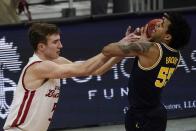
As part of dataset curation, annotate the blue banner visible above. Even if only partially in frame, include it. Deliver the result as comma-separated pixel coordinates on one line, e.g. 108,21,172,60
0,11,196,130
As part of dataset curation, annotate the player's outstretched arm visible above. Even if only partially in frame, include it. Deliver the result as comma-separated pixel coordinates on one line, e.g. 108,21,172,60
53,56,73,64
92,57,123,75
33,53,110,79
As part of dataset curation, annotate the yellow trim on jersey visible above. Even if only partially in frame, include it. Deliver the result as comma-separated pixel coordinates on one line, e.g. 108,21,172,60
176,52,181,68
161,42,178,52
138,43,163,70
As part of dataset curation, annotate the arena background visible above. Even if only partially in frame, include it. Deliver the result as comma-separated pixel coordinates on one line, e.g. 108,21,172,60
0,9,196,130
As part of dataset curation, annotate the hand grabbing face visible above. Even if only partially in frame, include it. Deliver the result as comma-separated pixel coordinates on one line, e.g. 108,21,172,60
146,19,162,38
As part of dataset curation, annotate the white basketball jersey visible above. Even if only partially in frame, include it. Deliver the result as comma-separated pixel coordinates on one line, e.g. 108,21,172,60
4,54,61,131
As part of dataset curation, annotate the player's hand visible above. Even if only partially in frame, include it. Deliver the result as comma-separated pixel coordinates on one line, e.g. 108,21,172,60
125,26,141,36
139,24,151,42
125,26,132,36
120,26,141,44
120,33,141,45
133,24,153,46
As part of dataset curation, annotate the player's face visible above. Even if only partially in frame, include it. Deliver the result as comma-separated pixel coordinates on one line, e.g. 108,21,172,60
43,33,63,60
150,17,171,42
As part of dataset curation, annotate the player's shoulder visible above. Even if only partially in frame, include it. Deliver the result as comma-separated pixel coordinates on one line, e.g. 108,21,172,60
28,60,55,72
53,57,73,64
138,42,162,68
140,42,160,58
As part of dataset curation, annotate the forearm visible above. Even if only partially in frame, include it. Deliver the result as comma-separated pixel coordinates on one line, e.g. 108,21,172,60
57,53,110,78
118,41,154,53
81,53,110,76
102,42,123,57
92,57,123,75
102,41,154,57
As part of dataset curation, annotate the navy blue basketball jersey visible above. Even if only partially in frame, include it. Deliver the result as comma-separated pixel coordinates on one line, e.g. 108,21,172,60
128,43,180,109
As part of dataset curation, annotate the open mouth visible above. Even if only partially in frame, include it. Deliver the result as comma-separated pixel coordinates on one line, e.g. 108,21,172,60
57,51,61,54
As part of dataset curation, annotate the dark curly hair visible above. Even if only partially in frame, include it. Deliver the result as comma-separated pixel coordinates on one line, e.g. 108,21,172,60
164,12,191,50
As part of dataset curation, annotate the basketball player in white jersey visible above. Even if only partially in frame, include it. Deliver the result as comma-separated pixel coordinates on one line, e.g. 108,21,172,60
4,22,134,131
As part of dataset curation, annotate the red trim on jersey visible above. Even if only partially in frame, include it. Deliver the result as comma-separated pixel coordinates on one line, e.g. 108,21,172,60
18,91,35,125
22,61,42,91
11,91,29,127
11,60,46,127
11,91,36,127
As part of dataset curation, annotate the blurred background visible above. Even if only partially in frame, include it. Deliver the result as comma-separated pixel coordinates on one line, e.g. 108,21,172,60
0,0,196,24
0,0,196,131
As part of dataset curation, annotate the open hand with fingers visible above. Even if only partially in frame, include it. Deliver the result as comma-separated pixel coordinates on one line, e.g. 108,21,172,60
119,24,155,53
137,24,151,43
119,26,141,45
120,24,151,47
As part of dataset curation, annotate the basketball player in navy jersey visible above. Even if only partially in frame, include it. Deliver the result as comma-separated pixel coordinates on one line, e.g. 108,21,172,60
102,12,191,131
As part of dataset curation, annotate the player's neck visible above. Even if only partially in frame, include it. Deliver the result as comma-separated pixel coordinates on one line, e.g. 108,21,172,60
34,52,48,61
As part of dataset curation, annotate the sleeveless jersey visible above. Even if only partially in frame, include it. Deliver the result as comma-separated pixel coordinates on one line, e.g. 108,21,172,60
128,43,180,109
4,54,60,131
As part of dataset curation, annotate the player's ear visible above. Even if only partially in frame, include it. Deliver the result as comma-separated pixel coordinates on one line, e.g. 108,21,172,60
37,43,45,50
164,34,172,41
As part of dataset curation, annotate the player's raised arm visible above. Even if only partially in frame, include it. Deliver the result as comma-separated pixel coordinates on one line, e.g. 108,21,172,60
102,25,155,57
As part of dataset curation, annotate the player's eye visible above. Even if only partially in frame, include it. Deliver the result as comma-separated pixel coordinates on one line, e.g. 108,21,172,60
155,24,161,29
